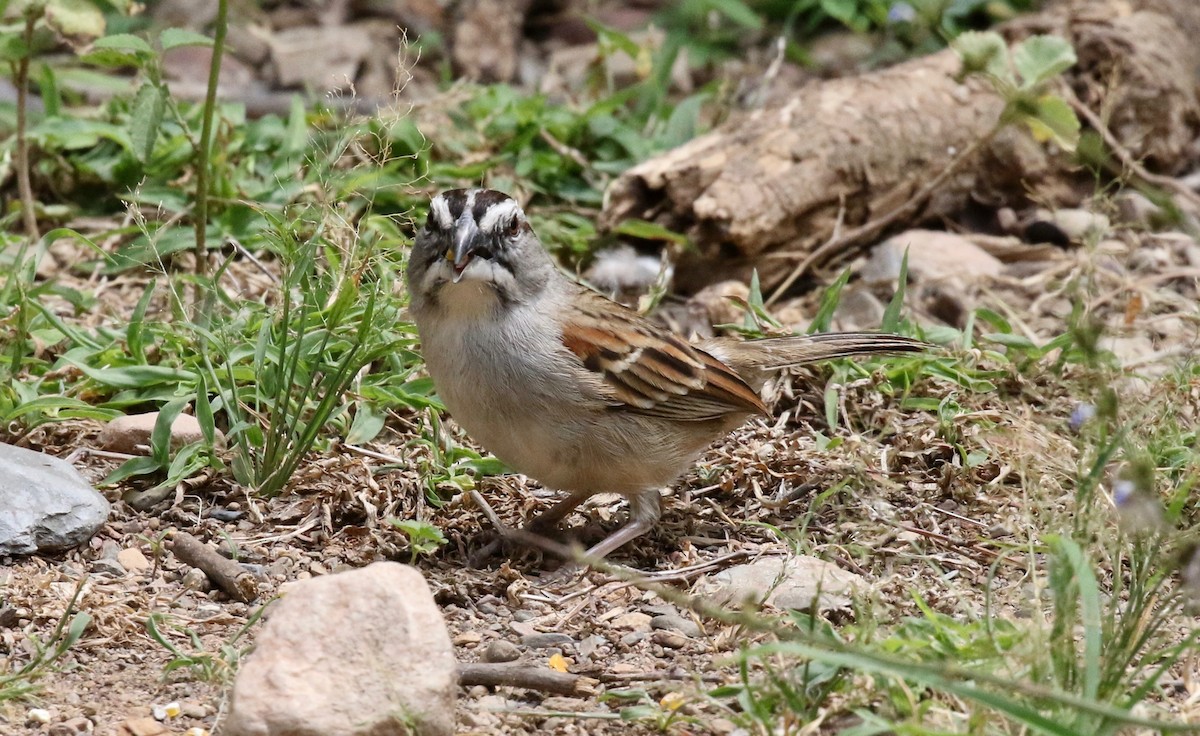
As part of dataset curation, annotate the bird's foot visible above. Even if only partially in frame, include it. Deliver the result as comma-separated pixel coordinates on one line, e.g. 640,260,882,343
466,490,577,568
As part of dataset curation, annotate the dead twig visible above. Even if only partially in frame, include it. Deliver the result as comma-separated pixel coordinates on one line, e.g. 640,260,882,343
457,661,598,696
169,531,259,603
1061,84,1200,215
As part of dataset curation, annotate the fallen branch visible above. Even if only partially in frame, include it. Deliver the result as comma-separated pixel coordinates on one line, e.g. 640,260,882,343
169,531,259,603
458,661,598,696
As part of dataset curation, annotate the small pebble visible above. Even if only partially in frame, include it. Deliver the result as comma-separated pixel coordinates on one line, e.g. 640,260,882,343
651,614,701,638
481,640,521,663
620,631,648,647
987,524,1012,538
453,631,483,646
652,630,689,649
520,632,574,649
612,611,653,631
27,708,52,725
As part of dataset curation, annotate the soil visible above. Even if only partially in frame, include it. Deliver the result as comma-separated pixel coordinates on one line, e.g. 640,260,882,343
3,220,1200,735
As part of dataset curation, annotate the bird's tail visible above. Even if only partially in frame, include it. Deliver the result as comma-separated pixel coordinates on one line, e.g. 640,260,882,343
706,332,932,372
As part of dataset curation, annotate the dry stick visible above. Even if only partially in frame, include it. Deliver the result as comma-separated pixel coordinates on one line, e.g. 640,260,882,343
169,531,259,603
766,127,1000,307
14,12,39,241
1061,85,1200,214
457,662,598,696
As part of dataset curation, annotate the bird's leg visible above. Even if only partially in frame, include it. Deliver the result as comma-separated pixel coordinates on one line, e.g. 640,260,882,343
467,490,592,566
525,490,594,536
582,489,661,560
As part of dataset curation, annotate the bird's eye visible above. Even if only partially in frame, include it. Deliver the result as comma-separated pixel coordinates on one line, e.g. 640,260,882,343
506,215,522,237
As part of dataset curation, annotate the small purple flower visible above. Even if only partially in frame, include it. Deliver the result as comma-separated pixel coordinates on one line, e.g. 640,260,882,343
888,2,917,24
1112,479,1136,507
1069,403,1096,432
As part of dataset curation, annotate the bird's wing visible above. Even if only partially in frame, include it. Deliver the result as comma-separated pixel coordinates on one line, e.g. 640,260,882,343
560,289,767,421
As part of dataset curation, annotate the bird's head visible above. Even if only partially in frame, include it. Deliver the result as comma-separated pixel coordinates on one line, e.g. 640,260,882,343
407,188,554,315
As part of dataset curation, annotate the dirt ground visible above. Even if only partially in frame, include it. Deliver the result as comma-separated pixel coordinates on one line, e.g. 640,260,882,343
3,217,1199,735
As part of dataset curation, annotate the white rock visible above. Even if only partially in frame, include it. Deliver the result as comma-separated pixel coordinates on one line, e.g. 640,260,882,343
1049,208,1110,240
225,562,456,736
1114,191,1163,228
694,555,866,612
861,230,1002,286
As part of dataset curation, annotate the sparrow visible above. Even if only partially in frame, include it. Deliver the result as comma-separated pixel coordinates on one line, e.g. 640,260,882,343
406,188,928,560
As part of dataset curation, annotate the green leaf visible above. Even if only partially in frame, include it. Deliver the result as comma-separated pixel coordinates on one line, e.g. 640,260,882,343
126,277,155,361
807,267,852,334
62,358,195,389
1012,35,1076,89
91,33,153,54
706,0,764,30
1024,95,1081,151
159,27,213,50
345,404,385,445
952,30,1012,85
1049,536,1102,700
611,219,688,244
102,455,162,485
151,398,189,464
129,82,166,164
982,332,1039,350
881,248,909,332
78,47,143,69
36,63,61,117
195,371,216,447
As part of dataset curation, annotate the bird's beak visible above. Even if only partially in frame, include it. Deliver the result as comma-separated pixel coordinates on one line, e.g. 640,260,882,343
446,217,480,282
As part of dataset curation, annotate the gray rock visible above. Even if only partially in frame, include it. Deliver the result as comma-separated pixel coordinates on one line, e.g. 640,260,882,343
0,443,110,556
225,562,456,736
480,640,520,663
519,632,574,649
650,614,702,638
861,229,1002,286
694,555,867,612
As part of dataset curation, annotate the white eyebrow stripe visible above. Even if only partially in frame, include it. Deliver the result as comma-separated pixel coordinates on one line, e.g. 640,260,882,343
429,196,453,230
478,199,522,233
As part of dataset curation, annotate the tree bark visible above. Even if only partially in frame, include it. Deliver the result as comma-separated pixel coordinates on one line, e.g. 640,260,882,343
598,0,1200,294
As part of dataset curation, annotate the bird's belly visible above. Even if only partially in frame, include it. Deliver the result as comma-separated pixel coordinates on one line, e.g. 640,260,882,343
419,310,745,494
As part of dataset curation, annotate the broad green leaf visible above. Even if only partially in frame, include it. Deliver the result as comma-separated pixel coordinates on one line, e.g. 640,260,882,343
159,27,212,50
952,31,1012,85
62,358,195,389
91,33,153,54
1024,95,1081,151
0,34,30,63
345,404,385,445
707,0,764,30
102,456,162,485
129,82,166,164
1012,35,1076,89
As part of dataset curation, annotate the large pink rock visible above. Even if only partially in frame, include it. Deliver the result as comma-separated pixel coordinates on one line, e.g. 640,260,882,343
225,562,456,736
